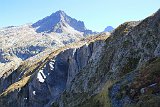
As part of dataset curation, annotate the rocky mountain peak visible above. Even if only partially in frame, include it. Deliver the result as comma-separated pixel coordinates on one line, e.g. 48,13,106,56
32,10,95,35
54,10,66,16
53,10,67,18
51,10,66,22
104,26,114,32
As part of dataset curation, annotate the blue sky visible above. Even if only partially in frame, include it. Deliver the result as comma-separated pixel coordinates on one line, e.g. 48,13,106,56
0,0,160,31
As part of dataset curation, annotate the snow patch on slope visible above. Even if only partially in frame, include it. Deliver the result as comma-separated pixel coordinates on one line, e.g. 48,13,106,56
37,69,46,83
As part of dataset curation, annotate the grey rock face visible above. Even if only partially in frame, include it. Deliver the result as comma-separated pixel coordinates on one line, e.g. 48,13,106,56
29,40,105,107
0,34,107,107
53,9,160,107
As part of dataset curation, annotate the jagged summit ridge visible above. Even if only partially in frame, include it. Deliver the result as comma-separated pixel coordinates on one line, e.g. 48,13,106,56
32,10,94,35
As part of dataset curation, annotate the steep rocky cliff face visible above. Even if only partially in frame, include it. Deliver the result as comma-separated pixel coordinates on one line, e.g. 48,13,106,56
0,9,160,107
0,33,109,107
